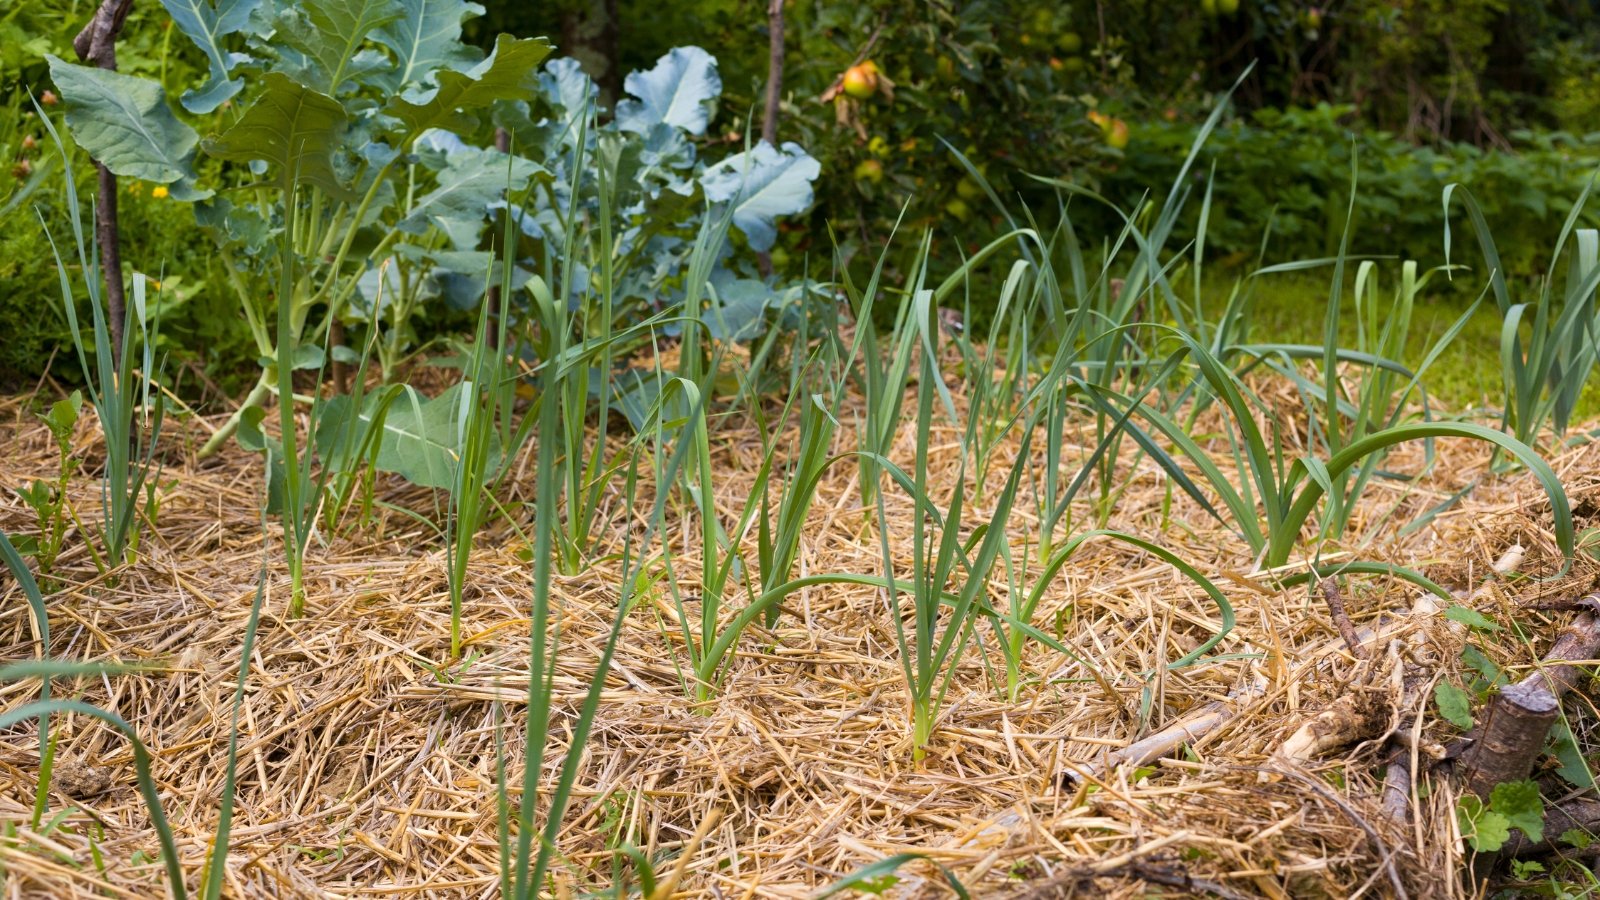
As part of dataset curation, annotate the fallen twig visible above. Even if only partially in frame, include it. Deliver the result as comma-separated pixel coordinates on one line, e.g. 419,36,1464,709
1322,576,1367,658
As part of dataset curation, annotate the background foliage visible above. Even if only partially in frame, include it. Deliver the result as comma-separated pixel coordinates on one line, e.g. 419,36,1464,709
5,0,1600,389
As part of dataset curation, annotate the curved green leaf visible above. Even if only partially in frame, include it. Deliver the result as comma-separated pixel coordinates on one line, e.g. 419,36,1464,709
159,0,259,113
614,46,721,136
700,140,821,252
274,0,404,95
386,34,551,140
370,0,486,94
815,852,971,899
46,57,208,198
1276,422,1574,567
203,72,350,197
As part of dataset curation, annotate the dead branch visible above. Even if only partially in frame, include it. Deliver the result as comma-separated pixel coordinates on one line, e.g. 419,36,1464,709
1321,576,1367,658
1081,677,1267,779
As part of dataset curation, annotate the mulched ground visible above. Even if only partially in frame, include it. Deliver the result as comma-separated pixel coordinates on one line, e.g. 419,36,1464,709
1,376,1597,899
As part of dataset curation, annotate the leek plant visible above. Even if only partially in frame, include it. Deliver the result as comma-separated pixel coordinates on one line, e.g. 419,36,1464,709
37,108,165,572
1238,258,1480,546
1107,328,1576,569
556,143,621,577
313,264,404,538
650,374,742,703
846,233,921,507
989,529,1235,703
444,274,516,660
755,389,841,625
850,226,1044,507
877,314,1031,760
1444,184,1600,445
501,295,699,898
650,366,852,701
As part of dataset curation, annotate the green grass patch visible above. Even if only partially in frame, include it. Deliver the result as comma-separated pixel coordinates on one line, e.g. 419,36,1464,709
1237,271,1600,421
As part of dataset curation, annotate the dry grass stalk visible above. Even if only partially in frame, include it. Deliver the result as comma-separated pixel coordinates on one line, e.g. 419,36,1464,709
0,386,1596,898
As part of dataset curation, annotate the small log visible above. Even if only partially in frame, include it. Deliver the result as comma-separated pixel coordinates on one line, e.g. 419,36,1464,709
1381,747,1411,830
1457,679,1561,802
1458,598,1600,890
1458,598,1600,801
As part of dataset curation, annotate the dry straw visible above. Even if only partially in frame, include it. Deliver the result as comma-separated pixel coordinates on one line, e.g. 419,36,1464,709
2,367,1595,897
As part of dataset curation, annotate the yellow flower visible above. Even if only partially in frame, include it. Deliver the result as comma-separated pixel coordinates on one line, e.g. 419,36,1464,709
127,181,143,196
151,185,169,199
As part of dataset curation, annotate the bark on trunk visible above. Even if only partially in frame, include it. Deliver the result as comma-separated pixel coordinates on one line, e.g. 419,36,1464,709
1458,679,1561,802
560,0,620,110
761,0,785,146
73,0,136,366
1458,601,1600,801
486,127,510,350
1458,599,1600,890
756,0,786,279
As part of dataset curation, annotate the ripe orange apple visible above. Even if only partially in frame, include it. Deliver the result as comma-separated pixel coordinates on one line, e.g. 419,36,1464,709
842,62,879,99
1107,119,1130,149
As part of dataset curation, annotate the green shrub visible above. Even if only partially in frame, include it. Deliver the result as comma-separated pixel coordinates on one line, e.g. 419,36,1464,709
1104,104,1600,278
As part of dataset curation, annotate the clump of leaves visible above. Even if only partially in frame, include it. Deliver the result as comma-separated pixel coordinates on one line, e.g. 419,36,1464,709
1459,780,1545,853
13,391,81,577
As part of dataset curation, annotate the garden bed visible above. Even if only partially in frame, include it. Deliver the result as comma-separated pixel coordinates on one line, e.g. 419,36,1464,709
1,380,1596,899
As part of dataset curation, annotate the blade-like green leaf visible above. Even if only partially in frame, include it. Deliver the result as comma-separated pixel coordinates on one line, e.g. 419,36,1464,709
815,852,972,899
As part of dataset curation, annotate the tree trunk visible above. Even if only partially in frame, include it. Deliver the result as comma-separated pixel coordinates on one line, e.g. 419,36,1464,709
560,0,621,111
757,0,785,277
73,0,136,366
1458,600,1600,890
761,0,785,145
486,127,510,350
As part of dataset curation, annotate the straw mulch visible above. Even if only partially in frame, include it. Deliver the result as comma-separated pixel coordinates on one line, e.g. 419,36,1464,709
1,374,1597,899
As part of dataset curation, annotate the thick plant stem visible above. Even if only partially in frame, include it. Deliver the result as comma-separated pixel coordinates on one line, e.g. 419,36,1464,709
199,373,272,458
288,555,305,619
911,697,934,762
